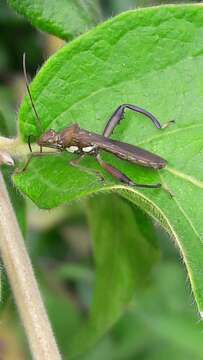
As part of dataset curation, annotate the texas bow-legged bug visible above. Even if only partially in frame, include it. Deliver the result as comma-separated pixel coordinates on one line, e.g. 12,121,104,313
22,54,174,191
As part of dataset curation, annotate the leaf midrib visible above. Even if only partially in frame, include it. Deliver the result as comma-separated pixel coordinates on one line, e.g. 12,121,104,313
174,196,201,240
136,124,203,147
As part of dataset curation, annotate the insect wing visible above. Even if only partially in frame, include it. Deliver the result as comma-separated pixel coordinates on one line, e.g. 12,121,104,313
97,137,167,169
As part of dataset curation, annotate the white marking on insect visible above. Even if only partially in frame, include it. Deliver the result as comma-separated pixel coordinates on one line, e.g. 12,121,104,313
66,146,79,153
136,159,147,164
82,146,95,153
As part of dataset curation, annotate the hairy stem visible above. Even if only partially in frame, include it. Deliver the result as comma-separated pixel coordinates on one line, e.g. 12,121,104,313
0,172,61,360
0,136,55,159
0,136,31,160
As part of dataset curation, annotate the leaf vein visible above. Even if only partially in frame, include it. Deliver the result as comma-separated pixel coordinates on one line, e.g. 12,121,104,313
173,196,202,241
136,124,203,147
166,167,203,189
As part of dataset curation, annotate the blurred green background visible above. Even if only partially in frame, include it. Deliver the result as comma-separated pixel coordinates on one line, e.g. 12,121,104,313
0,0,203,359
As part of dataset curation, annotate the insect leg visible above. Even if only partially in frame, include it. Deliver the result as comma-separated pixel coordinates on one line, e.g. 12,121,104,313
70,155,104,182
96,154,161,189
16,151,61,173
103,104,174,138
28,135,33,153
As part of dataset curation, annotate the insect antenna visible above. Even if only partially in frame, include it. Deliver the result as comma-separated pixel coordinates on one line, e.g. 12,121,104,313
23,53,42,133
23,53,43,152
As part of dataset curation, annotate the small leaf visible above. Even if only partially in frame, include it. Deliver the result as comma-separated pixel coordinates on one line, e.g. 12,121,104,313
8,0,102,40
14,5,203,314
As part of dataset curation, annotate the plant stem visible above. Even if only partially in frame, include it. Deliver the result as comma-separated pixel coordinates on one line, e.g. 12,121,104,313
0,172,61,360
0,136,56,159
0,136,30,160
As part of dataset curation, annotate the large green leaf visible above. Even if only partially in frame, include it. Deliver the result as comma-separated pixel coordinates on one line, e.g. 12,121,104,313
69,194,159,356
80,262,203,360
135,0,196,8
8,0,102,40
134,263,203,359
110,0,196,16
14,4,203,315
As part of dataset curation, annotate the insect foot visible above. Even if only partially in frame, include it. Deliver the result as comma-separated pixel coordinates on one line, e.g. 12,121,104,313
161,120,175,129
162,185,175,198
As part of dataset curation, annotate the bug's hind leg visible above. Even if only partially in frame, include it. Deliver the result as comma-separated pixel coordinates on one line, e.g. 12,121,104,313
96,154,161,189
103,103,174,138
70,155,104,182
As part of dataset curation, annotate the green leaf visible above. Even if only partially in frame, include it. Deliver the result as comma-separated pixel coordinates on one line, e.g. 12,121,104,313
14,4,203,315
134,0,196,8
80,262,203,360
0,87,17,136
134,262,203,359
0,110,8,136
70,194,159,356
56,263,94,283
8,0,102,41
